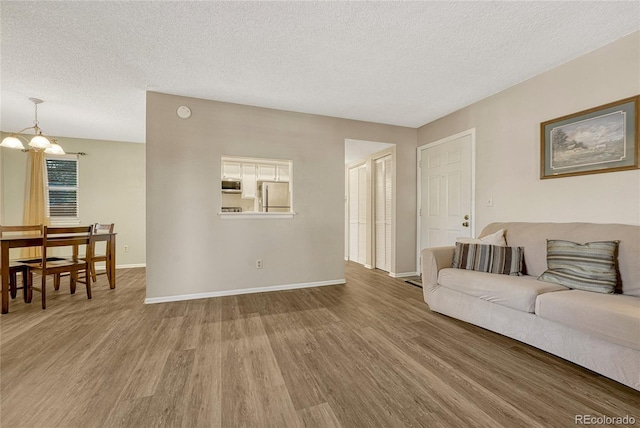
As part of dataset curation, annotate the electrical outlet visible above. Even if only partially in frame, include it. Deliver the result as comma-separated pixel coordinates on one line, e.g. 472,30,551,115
123,245,129,252
256,259,263,269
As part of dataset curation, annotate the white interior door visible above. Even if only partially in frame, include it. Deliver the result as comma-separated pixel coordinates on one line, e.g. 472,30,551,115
348,164,367,265
375,155,392,272
419,133,473,254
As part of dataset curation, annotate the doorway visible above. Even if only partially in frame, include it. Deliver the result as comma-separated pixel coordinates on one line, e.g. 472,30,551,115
345,140,395,273
417,129,475,274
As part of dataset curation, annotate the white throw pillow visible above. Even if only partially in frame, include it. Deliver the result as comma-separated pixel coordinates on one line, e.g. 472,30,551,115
456,228,506,246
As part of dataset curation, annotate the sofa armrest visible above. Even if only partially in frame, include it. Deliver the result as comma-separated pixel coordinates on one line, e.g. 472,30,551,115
421,246,455,287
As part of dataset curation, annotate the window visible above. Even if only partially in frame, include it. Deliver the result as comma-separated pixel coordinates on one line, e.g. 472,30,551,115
45,155,79,223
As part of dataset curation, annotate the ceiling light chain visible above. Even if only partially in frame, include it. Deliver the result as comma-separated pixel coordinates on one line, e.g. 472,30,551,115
32,98,40,126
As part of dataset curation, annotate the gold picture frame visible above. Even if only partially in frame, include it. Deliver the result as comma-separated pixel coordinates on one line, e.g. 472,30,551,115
540,95,639,179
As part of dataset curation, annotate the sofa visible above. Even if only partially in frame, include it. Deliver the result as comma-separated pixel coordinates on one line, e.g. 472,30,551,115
420,222,640,391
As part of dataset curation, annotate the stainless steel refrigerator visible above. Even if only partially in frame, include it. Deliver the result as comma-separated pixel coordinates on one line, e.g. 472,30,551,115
258,181,291,212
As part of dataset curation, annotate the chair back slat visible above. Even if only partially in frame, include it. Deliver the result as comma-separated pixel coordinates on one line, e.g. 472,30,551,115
45,226,93,236
93,223,114,234
0,225,43,237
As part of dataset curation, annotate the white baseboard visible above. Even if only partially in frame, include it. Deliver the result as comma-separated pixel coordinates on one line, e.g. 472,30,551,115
144,278,346,305
389,271,418,278
116,263,146,269
92,263,146,272
364,264,374,269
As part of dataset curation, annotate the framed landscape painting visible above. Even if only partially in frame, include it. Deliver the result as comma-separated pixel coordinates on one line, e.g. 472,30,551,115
540,96,639,179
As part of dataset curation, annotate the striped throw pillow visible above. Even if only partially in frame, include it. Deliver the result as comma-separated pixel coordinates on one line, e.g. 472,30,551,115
538,240,619,294
452,243,524,276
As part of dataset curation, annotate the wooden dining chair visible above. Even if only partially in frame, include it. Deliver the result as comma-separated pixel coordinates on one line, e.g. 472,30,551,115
0,225,43,301
83,223,114,283
24,226,93,310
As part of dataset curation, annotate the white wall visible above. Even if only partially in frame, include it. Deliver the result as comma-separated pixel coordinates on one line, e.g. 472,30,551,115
0,135,146,266
146,92,418,300
418,32,640,230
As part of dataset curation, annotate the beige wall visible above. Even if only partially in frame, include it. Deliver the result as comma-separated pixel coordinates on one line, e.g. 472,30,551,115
418,32,640,231
146,92,417,300
0,135,146,266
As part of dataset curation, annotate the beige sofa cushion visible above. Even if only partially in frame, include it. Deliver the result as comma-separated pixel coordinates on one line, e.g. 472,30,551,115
438,269,568,313
480,222,640,296
457,228,506,246
535,290,640,351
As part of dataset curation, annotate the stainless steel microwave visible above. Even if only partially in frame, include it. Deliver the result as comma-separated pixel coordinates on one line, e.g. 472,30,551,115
221,180,242,193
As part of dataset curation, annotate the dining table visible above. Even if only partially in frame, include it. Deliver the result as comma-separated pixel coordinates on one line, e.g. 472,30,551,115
0,231,116,314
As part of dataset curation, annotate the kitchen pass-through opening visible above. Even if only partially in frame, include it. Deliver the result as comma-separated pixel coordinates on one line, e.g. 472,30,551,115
220,156,294,218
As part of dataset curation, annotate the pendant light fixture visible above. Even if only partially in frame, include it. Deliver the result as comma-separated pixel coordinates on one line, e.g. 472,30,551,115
1,98,64,154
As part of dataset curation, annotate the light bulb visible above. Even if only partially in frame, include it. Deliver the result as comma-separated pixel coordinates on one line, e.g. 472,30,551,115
44,143,65,155
29,134,51,149
0,135,25,149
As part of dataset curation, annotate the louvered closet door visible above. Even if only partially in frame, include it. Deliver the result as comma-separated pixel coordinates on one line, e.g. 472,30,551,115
348,166,360,262
357,165,367,265
349,164,367,265
375,155,392,272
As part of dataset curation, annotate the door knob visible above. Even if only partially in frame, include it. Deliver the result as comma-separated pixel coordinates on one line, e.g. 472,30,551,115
462,222,469,227
464,215,470,220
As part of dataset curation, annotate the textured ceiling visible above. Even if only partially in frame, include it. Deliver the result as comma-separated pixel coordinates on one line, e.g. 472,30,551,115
1,1,638,143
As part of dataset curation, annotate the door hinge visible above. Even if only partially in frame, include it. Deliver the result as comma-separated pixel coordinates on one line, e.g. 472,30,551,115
419,160,422,168
419,208,422,216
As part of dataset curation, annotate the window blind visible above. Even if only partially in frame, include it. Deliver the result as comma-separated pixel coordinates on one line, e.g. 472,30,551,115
46,157,79,219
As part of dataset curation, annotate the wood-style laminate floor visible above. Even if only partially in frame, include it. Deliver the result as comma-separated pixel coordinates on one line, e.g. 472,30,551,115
1,263,639,427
